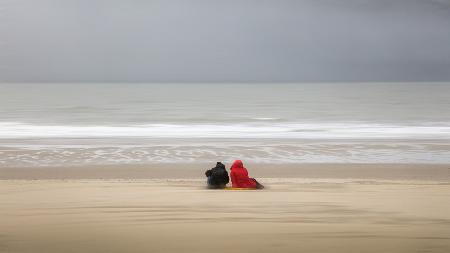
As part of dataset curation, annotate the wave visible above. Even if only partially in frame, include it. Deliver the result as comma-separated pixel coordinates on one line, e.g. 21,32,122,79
2,143,450,166
1,121,450,139
251,117,280,121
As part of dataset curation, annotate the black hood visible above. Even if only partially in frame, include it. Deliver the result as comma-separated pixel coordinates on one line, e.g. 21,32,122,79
216,162,226,170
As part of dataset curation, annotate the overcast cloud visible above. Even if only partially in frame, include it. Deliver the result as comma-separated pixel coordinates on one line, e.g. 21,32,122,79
1,0,450,82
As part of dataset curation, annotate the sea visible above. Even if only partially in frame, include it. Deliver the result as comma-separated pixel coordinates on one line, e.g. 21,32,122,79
0,82,449,167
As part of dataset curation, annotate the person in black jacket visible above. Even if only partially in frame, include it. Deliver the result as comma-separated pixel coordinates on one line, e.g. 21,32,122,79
205,162,229,189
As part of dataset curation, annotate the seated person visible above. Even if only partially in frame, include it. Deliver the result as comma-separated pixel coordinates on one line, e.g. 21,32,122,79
205,162,229,188
230,160,264,189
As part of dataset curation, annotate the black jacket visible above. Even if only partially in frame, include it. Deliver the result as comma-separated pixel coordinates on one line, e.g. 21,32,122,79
205,162,230,186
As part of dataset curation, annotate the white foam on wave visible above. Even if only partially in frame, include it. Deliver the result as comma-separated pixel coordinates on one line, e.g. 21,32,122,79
1,142,450,167
252,117,280,121
0,121,450,139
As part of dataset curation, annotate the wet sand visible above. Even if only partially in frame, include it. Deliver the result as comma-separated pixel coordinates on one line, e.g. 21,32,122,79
1,164,450,253
1,163,450,181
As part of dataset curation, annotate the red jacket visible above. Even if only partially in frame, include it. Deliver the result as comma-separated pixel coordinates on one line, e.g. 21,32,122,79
230,160,257,188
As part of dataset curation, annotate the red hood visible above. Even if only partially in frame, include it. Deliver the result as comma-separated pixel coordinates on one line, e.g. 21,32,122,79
231,160,244,170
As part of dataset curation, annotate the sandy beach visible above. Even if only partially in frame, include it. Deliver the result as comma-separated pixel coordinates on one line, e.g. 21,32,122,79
1,163,450,253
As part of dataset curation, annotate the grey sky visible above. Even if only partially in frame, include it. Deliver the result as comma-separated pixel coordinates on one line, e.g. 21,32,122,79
1,0,450,82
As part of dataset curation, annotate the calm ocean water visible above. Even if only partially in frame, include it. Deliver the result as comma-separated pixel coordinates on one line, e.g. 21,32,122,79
0,83,449,166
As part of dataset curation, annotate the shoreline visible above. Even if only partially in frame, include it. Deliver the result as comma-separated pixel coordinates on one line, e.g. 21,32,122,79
1,163,449,181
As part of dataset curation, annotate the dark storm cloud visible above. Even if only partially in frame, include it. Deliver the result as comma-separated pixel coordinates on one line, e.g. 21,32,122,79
1,0,450,82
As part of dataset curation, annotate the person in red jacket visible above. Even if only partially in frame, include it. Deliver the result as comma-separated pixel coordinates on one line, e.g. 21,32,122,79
229,160,264,189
